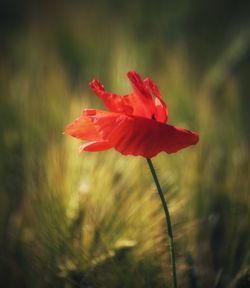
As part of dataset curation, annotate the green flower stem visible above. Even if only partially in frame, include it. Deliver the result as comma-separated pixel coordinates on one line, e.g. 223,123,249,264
146,158,178,288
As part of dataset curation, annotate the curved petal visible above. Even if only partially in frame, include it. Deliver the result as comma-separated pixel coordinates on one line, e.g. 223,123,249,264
87,110,199,158
80,141,112,152
89,72,168,122
89,79,133,114
127,71,156,119
143,77,168,123
64,111,102,141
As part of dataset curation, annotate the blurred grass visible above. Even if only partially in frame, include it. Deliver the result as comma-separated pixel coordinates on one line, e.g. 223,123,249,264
1,1,250,287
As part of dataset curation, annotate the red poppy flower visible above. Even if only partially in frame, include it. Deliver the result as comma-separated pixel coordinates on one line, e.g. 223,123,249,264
64,71,199,158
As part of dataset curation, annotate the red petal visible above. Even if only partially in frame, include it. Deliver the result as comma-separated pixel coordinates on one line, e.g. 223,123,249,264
64,111,102,141
80,141,112,152
87,110,199,158
143,77,168,123
89,79,133,114
127,71,156,118
86,110,128,141
89,72,168,122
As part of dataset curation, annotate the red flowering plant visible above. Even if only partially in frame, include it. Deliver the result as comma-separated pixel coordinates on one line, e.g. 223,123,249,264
64,71,198,157
64,71,199,287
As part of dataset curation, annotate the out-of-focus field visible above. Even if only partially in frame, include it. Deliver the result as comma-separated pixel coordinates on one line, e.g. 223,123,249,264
0,1,249,287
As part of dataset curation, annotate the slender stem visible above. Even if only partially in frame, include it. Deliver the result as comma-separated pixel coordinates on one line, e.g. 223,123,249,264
146,158,178,288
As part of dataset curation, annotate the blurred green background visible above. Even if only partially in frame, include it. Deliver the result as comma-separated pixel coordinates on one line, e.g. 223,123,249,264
0,0,250,287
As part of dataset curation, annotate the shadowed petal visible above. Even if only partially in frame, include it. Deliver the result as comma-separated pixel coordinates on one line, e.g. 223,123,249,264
143,77,168,123
127,71,156,119
86,110,199,158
